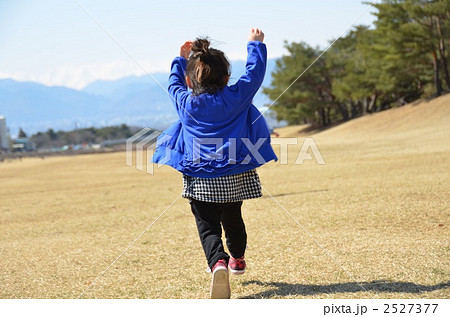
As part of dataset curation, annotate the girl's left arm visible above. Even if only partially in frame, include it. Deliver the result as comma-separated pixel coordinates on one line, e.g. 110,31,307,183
167,41,193,118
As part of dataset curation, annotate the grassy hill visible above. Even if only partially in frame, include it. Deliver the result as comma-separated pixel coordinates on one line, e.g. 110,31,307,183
1,95,449,298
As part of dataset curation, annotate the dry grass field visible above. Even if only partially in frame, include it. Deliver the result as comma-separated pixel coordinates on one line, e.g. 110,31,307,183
1,95,449,299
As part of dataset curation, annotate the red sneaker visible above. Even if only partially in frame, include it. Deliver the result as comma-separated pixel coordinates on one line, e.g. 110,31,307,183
210,259,230,299
228,256,246,275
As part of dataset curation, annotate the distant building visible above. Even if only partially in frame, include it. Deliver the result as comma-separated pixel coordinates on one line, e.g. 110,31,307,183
12,138,35,152
0,115,9,151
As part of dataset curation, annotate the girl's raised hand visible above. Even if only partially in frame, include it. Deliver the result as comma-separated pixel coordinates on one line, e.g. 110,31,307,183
180,41,193,59
248,28,264,42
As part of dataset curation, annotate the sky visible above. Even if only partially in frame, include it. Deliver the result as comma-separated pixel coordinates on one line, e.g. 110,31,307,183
0,0,377,90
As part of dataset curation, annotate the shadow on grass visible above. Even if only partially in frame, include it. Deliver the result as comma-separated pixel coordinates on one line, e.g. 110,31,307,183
239,280,450,298
261,189,328,199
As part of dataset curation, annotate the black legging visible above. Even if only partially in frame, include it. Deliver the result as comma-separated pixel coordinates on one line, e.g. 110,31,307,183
189,199,247,269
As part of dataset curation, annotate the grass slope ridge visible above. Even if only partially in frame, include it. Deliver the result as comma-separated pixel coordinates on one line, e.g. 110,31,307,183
275,94,450,140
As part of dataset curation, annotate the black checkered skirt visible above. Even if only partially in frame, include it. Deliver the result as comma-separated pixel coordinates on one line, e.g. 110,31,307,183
182,169,262,203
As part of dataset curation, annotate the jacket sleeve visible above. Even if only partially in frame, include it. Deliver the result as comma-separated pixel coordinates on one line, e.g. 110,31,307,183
224,41,267,110
168,57,190,119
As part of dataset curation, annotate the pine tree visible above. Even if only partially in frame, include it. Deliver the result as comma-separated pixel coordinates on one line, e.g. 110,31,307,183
18,128,27,138
264,42,343,127
373,0,450,96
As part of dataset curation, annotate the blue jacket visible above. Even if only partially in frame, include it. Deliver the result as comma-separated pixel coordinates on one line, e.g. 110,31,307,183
152,41,277,178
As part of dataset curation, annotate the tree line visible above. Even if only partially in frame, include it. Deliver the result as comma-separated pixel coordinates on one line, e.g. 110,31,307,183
264,0,450,127
30,124,135,149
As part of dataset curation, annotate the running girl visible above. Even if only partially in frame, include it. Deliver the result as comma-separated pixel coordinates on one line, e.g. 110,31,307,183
153,28,277,298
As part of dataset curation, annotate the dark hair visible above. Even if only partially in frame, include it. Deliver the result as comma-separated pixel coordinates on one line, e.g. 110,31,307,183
186,38,230,95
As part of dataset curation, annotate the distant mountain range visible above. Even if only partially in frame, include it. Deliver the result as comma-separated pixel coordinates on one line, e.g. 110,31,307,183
0,59,280,137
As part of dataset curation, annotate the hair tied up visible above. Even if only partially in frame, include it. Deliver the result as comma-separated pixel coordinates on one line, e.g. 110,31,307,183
191,38,211,58
186,37,230,95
